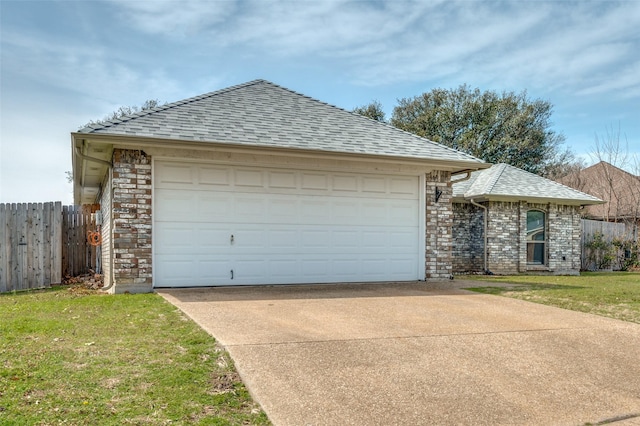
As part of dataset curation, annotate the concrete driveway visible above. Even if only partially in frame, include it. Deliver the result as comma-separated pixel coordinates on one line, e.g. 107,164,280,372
158,281,640,426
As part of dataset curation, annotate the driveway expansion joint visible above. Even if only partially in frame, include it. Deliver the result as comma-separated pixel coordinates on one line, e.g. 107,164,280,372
225,326,591,348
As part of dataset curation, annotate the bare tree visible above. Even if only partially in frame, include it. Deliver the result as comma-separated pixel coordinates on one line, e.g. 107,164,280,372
81,99,165,129
589,124,640,224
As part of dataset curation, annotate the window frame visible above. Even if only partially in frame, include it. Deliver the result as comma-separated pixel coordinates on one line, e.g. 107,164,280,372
526,209,547,265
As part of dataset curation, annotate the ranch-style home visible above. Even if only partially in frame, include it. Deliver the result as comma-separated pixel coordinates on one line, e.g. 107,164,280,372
72,79,489,293
72,80,605,293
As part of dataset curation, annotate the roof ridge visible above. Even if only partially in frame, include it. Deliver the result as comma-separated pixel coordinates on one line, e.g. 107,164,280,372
484,163,508,194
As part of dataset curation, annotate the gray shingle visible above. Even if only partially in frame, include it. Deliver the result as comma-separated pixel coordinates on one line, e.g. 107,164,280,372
79,80,484,165
453,163,603,204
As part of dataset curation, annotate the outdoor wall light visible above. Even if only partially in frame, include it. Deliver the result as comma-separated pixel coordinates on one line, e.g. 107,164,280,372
435,187,443,202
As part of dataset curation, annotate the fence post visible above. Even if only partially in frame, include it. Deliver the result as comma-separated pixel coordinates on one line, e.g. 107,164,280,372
0,204,6,293
52,202,62,284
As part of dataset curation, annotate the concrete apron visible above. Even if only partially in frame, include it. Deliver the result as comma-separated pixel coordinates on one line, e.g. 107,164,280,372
158,281,640,426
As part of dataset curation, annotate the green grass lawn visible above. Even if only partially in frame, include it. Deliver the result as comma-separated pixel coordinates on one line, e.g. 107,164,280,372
0,286,270,425
464,272,640,323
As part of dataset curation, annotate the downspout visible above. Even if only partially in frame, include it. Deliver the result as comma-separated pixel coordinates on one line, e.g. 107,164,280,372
75,144,115,291
104,166,115,292
470,198,491,274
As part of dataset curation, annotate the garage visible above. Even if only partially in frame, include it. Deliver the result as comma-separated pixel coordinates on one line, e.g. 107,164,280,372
154,160,423,287
72,79,488,293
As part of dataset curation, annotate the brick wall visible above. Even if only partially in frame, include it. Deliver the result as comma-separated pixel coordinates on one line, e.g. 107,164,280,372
425,171,453,279
452,200,582,275
486,201,521,274
546,204,582,273
110,149,152,293
452,203,484,273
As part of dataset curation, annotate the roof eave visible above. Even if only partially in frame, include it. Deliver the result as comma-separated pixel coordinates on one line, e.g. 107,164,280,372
460,194,604,206
73,133,489,173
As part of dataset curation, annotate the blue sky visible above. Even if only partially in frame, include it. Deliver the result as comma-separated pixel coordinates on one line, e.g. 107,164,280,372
1,0,639,204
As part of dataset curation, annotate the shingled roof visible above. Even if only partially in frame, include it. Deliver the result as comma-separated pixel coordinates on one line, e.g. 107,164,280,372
78,79,485,166
452,163,603,205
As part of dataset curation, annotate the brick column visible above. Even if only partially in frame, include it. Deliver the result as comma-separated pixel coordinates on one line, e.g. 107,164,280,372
111,149,152,293
425,171,453,280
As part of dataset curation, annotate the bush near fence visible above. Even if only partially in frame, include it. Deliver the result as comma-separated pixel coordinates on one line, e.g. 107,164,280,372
581,219,640,271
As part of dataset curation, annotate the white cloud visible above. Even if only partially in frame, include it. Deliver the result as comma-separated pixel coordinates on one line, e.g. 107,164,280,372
105,0,640,102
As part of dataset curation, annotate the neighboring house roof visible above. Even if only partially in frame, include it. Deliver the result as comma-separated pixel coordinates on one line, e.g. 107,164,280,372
452,163,603,205
77,79,485,166
557,161,640,221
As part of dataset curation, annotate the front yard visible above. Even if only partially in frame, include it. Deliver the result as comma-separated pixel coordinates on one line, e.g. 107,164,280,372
2,272,638,424
465,272,640,323
0,286,270,425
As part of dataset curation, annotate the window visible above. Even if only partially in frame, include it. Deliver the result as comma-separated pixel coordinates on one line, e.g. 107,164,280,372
526,210,546,264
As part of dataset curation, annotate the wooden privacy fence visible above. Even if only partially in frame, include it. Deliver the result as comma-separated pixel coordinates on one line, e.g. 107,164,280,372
0,203,98,293
0,202,63,292
62,205,98,279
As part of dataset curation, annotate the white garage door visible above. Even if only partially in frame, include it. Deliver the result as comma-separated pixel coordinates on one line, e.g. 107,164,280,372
154,161,422,287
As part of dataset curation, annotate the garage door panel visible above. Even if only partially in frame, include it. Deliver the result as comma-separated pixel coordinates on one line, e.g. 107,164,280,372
199,228,234,249
391,203,419,222
155,189,197,221
199,193,233,219
234,197,266,220
300,230,331,248
199,166,231,186
387,257,414,280
268,260,300,280
198,259,233,282
390,177,419,196
269,230,299,249
235,229,267,249
156,163,195,186
155,224,195,251
362,201,388,220
268,198,299,222
389,231,419,249
235,169,265,187
154,161,422,287
362,176,386,193
333,174,358,192
302,172,330,190
332,230,360,249
156,259,195,284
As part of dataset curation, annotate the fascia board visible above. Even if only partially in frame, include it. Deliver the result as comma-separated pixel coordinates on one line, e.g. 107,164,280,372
74,133,490,173
463,194,604,206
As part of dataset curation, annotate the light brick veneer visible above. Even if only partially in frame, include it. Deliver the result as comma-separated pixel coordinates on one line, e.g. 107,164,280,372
425,171,453,279
452,200,582,275
110,149,152,293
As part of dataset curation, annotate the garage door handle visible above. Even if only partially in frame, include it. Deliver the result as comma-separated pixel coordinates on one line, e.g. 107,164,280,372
230,269,234,280
230,234,234,244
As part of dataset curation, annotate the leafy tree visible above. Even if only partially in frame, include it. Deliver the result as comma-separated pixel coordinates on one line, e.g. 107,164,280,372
352,100,387,122
390,85,569,175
